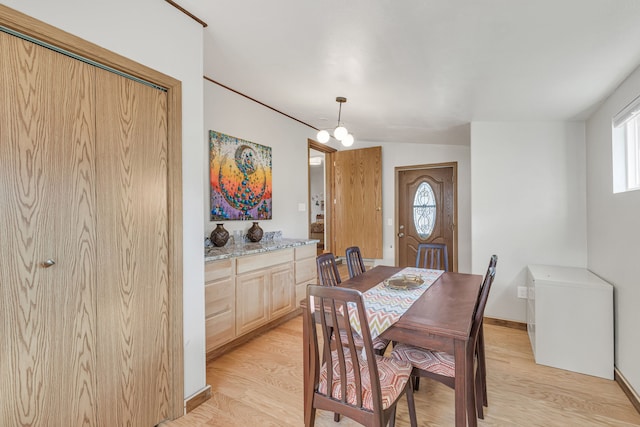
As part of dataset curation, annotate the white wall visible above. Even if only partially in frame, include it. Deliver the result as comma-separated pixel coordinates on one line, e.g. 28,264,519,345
586,64,640,395
3,1,207,400
354,138,472,272
470,122,588,322
204,81,316,239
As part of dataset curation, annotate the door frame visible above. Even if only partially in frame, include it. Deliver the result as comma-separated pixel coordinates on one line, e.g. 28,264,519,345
0,5,184,419
394,162,458,271
308,139,336,253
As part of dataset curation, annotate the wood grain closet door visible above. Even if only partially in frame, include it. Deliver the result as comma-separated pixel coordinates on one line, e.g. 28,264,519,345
94,68,170,426
332,146,383,259
0,32,98,426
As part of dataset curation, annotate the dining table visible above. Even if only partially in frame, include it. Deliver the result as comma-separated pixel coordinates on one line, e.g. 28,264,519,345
302,265,483,427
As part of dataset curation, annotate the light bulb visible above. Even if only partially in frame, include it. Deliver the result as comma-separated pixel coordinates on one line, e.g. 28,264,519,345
334,126,348,141
316,130,330,143
341,133,354,147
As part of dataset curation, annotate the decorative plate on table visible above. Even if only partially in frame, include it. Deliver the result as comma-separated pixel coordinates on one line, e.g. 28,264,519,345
383,274,424,290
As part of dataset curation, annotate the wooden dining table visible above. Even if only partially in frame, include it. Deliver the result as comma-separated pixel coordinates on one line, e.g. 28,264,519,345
302,265,483,427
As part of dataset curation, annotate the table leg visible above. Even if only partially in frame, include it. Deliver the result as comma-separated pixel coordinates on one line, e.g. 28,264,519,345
454,339,467,427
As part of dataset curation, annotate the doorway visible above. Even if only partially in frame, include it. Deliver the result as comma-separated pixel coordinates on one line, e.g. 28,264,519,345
395,162,458,270
308,140,336,255
309,148,326,254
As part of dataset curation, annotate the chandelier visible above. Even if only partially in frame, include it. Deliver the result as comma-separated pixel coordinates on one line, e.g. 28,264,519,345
317,97,354,147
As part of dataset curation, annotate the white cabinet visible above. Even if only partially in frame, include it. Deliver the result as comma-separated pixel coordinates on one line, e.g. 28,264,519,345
526,265,613,379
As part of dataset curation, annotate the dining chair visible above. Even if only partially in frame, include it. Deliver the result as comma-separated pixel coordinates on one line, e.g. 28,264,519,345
476,254,498,416
304,285,418,427
316,253,390,356
317,252,342,287
391,265,497,424
415,243,449,271
345,246,366,278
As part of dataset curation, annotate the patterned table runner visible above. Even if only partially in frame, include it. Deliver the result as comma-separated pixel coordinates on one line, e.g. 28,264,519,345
348,267,443,339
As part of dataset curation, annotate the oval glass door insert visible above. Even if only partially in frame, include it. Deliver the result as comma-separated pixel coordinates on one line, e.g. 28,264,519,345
413,181,436,239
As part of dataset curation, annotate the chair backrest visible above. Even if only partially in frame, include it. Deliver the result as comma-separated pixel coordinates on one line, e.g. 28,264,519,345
415,243,449,271
488,254,498,271
317,252,341,287
470,266,496,345
345,246,366,279
305,284,385,420
481,254,498,292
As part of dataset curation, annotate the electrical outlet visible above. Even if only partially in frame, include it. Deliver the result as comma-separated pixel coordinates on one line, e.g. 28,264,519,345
517,286,528,299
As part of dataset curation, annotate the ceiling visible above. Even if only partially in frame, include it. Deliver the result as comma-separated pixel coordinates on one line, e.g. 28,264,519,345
176,0,640,145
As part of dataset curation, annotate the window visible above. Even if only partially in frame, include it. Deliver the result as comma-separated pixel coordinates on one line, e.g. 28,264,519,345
613,95,640,193
413,181,436,238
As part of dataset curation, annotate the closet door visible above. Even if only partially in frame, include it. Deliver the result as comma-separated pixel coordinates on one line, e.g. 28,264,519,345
94,68,170,426
0,32,98,426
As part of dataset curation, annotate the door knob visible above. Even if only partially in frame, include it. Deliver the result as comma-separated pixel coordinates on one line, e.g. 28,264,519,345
42,259,56,268
397,232,405,238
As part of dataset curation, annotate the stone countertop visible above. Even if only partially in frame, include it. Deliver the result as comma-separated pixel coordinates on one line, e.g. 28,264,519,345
205,238,318,262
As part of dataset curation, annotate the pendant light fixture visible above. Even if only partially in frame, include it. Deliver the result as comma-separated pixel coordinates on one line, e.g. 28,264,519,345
317,96,355,147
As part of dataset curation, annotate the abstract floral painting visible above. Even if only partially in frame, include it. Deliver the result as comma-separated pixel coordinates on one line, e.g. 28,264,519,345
209,130,272,220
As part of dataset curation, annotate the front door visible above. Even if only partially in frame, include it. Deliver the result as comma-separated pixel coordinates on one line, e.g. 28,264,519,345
396,163,457,270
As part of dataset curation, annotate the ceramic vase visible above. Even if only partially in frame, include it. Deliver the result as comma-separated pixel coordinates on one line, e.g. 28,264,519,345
210,223,229,247
247,222,263,242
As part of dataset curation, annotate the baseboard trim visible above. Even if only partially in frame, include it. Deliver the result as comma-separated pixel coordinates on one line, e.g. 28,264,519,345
483,317,527,331
206,309,302,362
615,367,640,415
184,384,211,414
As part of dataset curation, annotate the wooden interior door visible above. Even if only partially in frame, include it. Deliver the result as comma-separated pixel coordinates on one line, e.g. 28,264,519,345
332,146,383,259
0,31,99,426
95,68,170,426
396,163,457,270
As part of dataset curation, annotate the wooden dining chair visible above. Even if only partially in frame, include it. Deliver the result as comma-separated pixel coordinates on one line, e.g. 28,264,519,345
415,243,449,271
391,266,497,424
316,253,390,356
476,254,498,416
345,246,366,278
317,252,342,287
304,285,418,427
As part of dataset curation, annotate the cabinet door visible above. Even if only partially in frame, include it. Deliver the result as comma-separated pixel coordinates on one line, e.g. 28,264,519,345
270,263,294,319
236,270,269,335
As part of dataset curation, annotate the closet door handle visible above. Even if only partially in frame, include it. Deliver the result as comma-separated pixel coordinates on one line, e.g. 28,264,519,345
42,259,56,268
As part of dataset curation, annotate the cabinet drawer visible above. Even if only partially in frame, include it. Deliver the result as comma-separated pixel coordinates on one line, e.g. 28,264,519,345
205,258,234,282
295,244,316,260
205,278,234,318
295,257,316,284
237,248,294,274
206,313,235,351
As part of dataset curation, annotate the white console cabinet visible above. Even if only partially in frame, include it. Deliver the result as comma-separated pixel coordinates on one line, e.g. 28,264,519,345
526,265,613,379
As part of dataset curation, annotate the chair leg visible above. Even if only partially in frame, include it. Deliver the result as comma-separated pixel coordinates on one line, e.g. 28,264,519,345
478,326,488,407
333,412,340,422
475,365,484,419
406,378,418,427
413,375,420,391
306,407,316,427
388,406,397,427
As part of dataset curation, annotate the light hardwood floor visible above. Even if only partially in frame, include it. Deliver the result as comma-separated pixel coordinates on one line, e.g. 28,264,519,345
164,263,639,426
163,314,640,427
